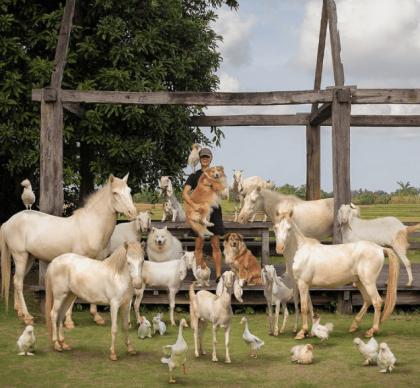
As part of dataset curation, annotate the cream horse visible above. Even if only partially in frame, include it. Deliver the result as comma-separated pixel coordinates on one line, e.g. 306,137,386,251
45,241,144,361
238,186,335,239
1,174,137,325
274,208,400,339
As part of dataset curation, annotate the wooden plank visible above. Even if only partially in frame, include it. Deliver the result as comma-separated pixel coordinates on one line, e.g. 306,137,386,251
261,229,270,266
351,89,420,104
32,89,334,105
326,0,345,86
314,0,328,91
331,88,351,243
310,103,332,126
191,114,309,126
306,123,321,200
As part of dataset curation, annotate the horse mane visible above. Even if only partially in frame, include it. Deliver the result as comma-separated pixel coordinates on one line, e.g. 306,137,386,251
73,182,111,216
260,189,302,212
104,245,127,274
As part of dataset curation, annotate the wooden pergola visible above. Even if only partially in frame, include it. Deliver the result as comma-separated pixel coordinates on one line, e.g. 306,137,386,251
32,0,420,247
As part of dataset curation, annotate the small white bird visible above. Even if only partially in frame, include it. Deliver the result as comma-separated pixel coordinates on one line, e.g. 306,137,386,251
377,342,397,373
187,143,201,172
161,318,189,383
311,314,333,341
153,313,167,336
137,316,152,339
21,179,35,210
17,325,36,356
290,344,314,364
353,337,378,365
240,317,264,358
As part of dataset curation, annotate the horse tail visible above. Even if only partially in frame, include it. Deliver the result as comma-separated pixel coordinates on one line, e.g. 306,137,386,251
0,226,11,311
45,271,53,339
381,248,400,322
406,223,420,234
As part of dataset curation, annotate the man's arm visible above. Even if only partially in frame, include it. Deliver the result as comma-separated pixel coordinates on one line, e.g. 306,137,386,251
182,185,199,211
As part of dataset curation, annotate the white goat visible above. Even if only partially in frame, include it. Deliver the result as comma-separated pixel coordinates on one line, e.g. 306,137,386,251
338,203,420,287
232,170,273,221
161,200,177,222
188,143,201,172
159,176,186,222
261,265,294,335
105,211,151,255
133,254,191,326
189,271,243,363
21,179,35,210
183,251,211,287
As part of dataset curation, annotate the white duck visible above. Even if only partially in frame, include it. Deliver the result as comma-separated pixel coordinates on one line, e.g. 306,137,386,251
138,316,152,339
187,143,201,172
240,317,264,358
161,318,189,383
377,342,397,373
353,337,378,365
17,325,36,356
290,344,314,364
311,314,333,341
21,179,35,210
153,313,167,336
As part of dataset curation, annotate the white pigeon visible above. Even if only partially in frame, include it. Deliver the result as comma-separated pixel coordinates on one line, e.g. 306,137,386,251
240,317,264,358
290,344,314,364
187,143,201,172
377,342,397,373
153,313,167,336
137,316,152,339
17,325,36,356
353,337,378,365
21,179,35,210
311,314,333,341
161,318,189,383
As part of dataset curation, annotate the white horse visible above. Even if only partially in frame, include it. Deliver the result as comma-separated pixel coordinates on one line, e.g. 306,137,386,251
238,186,335,239
1,174,137,325
45,241,144,361
274,208,400,339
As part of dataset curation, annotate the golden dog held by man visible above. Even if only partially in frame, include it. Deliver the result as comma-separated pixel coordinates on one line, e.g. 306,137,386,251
223,233,262,285
184,166,227,238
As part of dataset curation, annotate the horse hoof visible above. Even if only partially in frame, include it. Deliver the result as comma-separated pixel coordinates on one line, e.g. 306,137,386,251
127,348,137,355
109,353,118,361
406,282,413,287
60,342,72,351
294,330,306,340
212,357,218,362
225,359,231,364
64,321,75,330
54,342,63,352
23,316,34,325
94,315,106,325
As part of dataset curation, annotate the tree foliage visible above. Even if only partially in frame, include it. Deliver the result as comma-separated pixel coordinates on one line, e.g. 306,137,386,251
0,0,238,221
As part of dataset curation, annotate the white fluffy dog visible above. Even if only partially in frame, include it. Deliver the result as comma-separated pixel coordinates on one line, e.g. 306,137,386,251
146,226,183,262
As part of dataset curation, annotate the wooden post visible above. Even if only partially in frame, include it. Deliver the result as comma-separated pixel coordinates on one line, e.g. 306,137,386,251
332,88,351,243
261,229,270,266
39,0,76,286
306,0,327,200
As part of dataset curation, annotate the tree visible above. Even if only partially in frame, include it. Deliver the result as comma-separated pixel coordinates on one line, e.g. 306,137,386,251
0,0,238,222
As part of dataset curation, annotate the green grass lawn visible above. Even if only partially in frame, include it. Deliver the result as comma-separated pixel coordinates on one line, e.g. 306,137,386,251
1,292,420,387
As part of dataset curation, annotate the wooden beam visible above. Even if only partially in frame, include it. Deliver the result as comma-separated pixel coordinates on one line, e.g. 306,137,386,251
331,87,351,243
351,89,420,104
191,114,309,126
314,0,328,91
326,0,345,86
32,89,334,105
310,102,332,126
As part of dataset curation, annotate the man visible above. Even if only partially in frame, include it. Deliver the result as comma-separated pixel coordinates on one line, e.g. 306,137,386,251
182,147,224,280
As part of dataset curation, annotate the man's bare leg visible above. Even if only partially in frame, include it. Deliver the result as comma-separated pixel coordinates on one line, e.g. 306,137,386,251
195,237,204,266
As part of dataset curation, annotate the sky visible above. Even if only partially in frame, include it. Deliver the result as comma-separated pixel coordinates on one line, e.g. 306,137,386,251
198,0,420,192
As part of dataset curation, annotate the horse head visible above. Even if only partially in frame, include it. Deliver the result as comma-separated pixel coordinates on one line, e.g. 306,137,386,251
109,173,137,220
273,206,294,254
125,241,145,289
237,186,263,223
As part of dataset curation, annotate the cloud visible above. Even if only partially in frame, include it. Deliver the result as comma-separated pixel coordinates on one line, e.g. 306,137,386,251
217,72,240,92
212,8,256,67
295,0,420,87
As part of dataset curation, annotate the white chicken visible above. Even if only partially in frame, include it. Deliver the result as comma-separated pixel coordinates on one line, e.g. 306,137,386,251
353,337,378,365
311,314,333,341
187,143,201,172
377,342,397,373
137,316,152,339
153,313,167,336
194,263,211,287
17,325,36,356
161,318,189,383
21,179,35,210
290,344,314,364
240,317,264,358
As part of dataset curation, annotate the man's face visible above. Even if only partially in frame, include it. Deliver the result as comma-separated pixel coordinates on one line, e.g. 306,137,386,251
200,155,212,168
